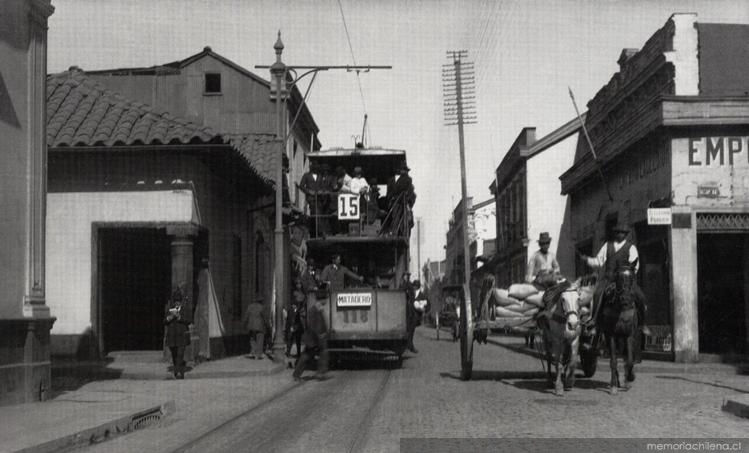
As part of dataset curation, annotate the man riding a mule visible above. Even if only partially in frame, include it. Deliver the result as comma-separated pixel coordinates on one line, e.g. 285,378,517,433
580,222,649,338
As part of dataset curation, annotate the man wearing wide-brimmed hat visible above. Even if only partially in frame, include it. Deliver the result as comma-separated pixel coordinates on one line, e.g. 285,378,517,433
525,232,560,286
581,222,649,336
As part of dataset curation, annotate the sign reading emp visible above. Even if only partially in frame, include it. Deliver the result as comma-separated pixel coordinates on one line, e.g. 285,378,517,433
337,293,372,308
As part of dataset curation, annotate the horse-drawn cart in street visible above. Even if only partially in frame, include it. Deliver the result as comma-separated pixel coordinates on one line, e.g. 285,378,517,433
457,276,599,391
435,285,461,342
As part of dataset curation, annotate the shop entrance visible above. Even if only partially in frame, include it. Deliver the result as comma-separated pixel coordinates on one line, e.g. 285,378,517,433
97,227,171,353
697,234,748,354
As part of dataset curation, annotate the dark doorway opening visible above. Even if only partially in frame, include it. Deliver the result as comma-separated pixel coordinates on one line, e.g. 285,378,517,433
697,234,747,354
98,227,171,352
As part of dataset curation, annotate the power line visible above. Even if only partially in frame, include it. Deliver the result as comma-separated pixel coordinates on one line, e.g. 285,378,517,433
336,0,369,135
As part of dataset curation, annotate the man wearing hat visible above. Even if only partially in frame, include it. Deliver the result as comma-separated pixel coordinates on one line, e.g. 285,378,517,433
401,272,419,353
525,232,560,287
383,162,415,235
581,222,649,336
300,163,329,236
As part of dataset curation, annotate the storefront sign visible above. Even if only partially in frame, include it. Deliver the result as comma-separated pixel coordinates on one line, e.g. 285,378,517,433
647,208,672,225
337,292,372,308
673,136,749,206
688,137,749,167
697,185,720,198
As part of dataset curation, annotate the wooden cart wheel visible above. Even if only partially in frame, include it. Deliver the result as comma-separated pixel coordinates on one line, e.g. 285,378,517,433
459,284,474,381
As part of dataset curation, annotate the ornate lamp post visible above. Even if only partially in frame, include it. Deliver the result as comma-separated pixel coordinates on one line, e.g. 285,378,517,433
269,32,288,348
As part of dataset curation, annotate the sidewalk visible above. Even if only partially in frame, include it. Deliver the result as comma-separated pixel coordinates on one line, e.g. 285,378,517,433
1,351,287,453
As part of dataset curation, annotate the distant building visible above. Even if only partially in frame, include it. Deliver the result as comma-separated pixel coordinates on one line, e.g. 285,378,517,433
45,70,279,360
445,197,472,285
471,198,496,266
444,197,495,286
0,0,55,406
560,14,749,362
490,121,580,288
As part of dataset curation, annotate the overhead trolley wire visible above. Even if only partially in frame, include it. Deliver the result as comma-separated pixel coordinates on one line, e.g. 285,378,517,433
336,0,370,142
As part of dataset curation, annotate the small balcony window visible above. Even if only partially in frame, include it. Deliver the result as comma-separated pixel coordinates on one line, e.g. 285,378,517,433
204,73,221,94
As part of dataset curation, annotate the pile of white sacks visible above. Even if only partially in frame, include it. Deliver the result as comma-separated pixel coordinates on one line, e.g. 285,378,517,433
492,282,595,321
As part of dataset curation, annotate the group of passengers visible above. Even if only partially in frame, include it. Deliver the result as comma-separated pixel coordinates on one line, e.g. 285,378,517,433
298,162,416,237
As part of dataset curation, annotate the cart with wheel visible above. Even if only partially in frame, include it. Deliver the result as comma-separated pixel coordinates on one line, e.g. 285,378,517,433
456,283,598,380
435,285,462,341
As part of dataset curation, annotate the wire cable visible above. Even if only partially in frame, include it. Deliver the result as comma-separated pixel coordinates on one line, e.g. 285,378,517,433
336,0,369,141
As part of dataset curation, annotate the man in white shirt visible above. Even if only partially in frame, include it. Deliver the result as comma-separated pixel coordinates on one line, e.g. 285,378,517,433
581,222,648,335
525,232,560,287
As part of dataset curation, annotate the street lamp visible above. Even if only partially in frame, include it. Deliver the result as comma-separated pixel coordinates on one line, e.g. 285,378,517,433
269,32,288,350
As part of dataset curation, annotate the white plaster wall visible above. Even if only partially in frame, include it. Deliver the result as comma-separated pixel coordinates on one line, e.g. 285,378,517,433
526,135,577,275
665,13,699,96
672,136,749,208
46,190,196,335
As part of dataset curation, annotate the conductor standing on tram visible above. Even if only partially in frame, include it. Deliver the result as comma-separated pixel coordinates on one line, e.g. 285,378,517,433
320,254,364,290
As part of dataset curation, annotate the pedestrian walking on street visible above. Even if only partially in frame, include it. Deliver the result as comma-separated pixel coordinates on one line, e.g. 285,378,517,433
243,298,268,360
292,294,329,381
402,273,419,353
164,287,192,379
286,279,306,360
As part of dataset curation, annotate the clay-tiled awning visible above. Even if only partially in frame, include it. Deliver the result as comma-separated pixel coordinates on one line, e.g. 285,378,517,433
46,69,279,186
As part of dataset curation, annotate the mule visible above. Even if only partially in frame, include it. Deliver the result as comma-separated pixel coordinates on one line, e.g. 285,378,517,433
537,281,582,396
597,259,639,395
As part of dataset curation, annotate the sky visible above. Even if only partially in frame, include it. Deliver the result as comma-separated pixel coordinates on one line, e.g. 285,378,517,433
47,0,749,273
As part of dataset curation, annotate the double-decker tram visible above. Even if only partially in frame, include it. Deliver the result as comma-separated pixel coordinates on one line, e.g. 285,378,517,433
304,147,414,360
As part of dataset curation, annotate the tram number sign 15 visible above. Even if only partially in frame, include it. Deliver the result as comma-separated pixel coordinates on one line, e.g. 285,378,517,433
338,193,360,220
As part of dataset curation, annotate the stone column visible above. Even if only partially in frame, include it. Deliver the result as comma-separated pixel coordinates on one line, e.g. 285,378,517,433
669,207,699,362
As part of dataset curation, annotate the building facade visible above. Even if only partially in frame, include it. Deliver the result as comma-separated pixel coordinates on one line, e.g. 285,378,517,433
560,14,749,362
490,121,579,288
45,70,280,360
85,46,321,210
445,197,473,286
0,0,55,406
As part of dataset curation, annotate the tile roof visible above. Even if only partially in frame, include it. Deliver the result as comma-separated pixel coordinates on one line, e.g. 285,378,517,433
224,133,279,183
47,69,277,185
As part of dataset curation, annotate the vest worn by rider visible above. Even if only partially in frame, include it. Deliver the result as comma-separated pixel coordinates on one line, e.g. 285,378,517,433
604,241,632,282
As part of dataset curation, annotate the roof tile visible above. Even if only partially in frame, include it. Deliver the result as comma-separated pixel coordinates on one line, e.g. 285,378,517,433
47,70,277,185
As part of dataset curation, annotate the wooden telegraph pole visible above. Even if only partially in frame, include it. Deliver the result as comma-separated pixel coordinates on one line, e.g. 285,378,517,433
444,50,476,379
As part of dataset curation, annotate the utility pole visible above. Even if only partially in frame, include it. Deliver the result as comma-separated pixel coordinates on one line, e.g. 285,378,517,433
416,217,421,281
443,50,476,291
259,32,390,350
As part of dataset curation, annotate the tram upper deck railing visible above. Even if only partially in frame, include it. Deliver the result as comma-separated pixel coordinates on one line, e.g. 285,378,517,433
303,190,412,241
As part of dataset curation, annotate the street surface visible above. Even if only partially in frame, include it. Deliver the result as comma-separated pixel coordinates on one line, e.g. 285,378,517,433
83,327,748,453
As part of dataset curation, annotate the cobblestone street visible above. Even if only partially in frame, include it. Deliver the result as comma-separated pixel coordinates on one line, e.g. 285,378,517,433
362,327,749,451
81,326,749,452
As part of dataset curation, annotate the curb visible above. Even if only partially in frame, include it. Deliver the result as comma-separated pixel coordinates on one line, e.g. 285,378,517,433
53,358,287,382
483,337,747,375
722,395,749,419
16,400,175,453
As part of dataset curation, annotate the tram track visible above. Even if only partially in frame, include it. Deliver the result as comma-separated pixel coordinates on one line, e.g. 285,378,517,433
169,365,394,453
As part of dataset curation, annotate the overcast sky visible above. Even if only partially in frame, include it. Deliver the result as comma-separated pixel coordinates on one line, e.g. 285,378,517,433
47,0,749,273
